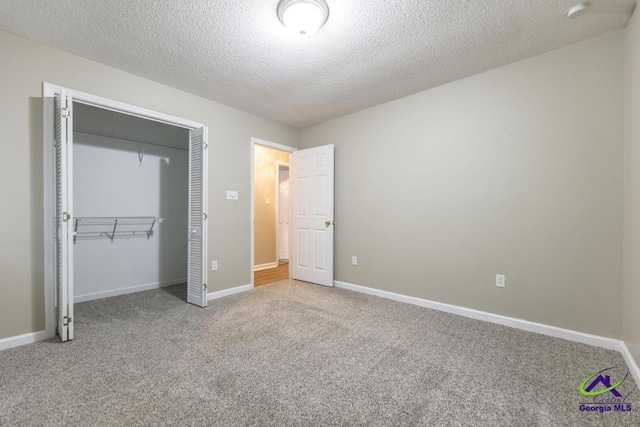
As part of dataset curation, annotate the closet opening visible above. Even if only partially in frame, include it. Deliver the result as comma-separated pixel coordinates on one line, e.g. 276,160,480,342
43,84,208,342
72,103,189,307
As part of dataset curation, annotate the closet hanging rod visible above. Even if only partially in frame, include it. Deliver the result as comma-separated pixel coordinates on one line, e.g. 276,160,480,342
74,125,188,151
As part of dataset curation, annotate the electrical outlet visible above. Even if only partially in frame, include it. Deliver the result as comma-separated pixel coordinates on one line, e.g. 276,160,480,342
226,190,238,200
212,261,218,271
496,274,506,288
352,256,358,266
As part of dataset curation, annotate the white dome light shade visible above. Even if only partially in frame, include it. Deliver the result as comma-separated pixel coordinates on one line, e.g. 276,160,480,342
277,0,329,36
567,2,590,18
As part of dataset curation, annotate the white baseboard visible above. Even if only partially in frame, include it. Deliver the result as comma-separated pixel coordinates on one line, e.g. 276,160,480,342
74,278,186,303
0,330,47,351
1,281,249,352
620,341,640,390
254,262,279,272
207,284,252,301
334,280,640,389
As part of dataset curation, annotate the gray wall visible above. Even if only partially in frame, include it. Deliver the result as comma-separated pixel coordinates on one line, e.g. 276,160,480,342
0,29,298,340
300,31,625,338
624,11,640,367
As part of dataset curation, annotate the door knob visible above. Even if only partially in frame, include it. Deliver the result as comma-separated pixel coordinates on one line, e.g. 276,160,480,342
325,220,332,227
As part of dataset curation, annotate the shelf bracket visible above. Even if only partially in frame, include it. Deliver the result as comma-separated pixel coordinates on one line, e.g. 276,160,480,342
109,219,118,242
147,218,157,239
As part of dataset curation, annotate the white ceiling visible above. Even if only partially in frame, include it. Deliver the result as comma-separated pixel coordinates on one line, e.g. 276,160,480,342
0,0,635,128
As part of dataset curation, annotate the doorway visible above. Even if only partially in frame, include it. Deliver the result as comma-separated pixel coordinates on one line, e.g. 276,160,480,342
43,84,208,342
253,142,291,286
250,138,335,289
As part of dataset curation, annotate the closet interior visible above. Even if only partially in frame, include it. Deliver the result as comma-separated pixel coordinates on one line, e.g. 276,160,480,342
72,103,190,306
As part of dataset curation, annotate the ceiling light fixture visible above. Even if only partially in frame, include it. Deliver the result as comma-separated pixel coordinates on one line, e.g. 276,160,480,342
567,2,590,18
277,0,329,36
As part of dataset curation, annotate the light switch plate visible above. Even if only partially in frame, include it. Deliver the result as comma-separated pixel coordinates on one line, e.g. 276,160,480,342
226,190,238,200
496,274,506,288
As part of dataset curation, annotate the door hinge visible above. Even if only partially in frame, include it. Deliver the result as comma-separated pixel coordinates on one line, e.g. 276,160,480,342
203,283,207,291
203,213,208,221
203,143,208,149
61,108,71,118
62,212,70,222
63,316,72,326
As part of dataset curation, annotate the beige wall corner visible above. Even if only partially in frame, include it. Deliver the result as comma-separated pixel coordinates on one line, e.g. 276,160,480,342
300,31,626,338
0,30,298,340
624,8,640,368
254,145,290,267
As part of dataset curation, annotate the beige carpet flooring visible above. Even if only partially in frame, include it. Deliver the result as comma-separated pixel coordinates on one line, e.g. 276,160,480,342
0,280,638,426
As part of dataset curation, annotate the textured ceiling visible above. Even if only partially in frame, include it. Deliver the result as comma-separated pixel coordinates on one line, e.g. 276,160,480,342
0,0,635,128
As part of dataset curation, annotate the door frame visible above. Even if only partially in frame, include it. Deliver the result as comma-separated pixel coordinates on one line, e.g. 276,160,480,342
275,161,290,263
250,137,296,289
43,82,206,339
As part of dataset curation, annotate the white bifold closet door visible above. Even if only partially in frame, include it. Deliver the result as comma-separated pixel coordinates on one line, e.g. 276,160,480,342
187,127,208,307
52,91,208,342
55,90,74,341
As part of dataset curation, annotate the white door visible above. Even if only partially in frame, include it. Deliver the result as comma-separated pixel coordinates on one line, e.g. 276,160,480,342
55,90,74,341
278,167,290,260
187,126,208,307
291,145,334,287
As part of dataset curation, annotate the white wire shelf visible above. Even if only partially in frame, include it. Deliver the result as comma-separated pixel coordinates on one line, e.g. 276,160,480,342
73,216,164,242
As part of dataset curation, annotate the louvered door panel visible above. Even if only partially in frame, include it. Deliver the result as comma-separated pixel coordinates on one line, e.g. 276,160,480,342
187,127,207,306
55,90,74,341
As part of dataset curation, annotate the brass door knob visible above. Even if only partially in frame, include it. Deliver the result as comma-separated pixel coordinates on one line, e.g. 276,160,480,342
325,220,332,227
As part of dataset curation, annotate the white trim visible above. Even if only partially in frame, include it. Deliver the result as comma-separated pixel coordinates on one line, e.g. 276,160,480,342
43,83,207,339
74,279,186,303
251,137,298,153
334,280,640,390
0,331,47,351
207,284,252,301
620,342,640,391
275,161,290,263
254,262,279,272
250,138,297,289
43,83,56,339
3,281,247,351
334,280,621,350
43,83,203,129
